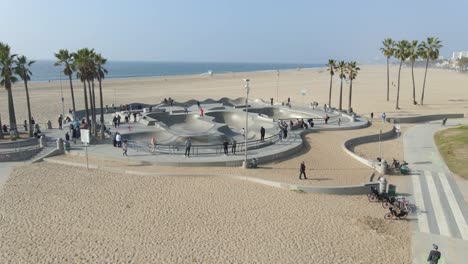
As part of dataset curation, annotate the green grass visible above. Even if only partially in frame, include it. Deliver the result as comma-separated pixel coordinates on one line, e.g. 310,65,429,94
435,125,468,179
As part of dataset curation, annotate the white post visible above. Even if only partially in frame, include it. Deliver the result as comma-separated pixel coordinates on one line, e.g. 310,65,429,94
243,79,250,168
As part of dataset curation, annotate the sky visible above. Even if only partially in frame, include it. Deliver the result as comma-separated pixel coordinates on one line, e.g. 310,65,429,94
1,0,467,63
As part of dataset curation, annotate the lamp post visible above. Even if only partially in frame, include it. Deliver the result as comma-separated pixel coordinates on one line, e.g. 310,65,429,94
243,79,250,168
276,70,280,103
59,71,65,118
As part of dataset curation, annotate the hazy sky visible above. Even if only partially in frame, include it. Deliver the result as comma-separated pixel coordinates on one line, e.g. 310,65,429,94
2,0,467,63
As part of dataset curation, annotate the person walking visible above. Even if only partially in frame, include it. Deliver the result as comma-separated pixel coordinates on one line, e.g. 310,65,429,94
65,132,70,142
338,118,341,126
58,114,63,130
197,101,201,108
112,133,117,147
117,115,121,127
231,138,237,154
240,128,245,138
113,116,118,128
299,161,307,180
23,120,28,131
122,140,128,156
150,137,157,153
270,98,273,106
370,112,374,121
200,108,204,117
442,117,447,126
184,137,191,157
260,126,265,142
133,112,137,122
278,130,283,142
223,139,229,156
427,244,441,264
116,132,122,148
325,114,329,124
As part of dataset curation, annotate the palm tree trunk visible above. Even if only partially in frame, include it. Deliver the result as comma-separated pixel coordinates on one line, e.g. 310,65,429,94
24,80,33,138
98,78,105,140
339,78,343,111
328,76,333,107
68,73,77,120
421,58,429,105
0,114,4,139
83,81,90,128
91,79,97,136
411,60,416,105
396,60,403,109
6,81,18,138
386,57,390,101
348,79,353,113
87,79,95,134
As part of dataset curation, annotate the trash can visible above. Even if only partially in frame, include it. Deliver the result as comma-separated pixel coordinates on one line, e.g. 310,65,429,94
388,184,396,195
64,140,71,152
251,158,258,168
376,159,388,175
378,177,387,194
400,165,409,175
56,137,64,152
47,120,52,129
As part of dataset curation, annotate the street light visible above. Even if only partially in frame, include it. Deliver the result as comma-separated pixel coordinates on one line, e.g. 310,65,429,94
243,79,250,168
276,70,280,103
59,71,65,118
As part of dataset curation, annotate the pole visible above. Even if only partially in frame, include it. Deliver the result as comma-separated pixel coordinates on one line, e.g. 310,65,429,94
276,70,280,103
85,144,89,170
59,72,65,118
244,79,250,168
379,129,382,158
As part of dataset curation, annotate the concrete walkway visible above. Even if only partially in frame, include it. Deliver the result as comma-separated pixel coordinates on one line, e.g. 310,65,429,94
404,119,468,263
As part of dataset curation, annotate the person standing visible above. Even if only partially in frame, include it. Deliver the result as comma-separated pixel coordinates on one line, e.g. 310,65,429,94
197,101,201,108
200,108,204,117
117,115,121,127
150,137,157,153
240,128,245,138
260,126,265,142
278,130,283,142
23,120,28,131
299,161,307,180
231,138,237,154
270,98,273,105
65,132,70,142
122,140,128,156
370,112,374,121
58,114,63,130
116,132,122,148
427,244,441,264
338,118,341,126
184,137,191,157
113,116,118,128
133,112,137,122
112,133,117,147
223,139,229,156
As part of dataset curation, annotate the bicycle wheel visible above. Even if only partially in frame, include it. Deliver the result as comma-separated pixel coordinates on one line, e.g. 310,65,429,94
384,213,393,220
382,201,391,209
368,194,378,202
405,205,413,215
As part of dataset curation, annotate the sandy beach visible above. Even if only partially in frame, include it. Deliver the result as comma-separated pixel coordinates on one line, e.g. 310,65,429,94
0,163,410,263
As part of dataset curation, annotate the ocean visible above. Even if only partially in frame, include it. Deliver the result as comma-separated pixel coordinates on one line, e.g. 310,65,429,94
30,61,323,82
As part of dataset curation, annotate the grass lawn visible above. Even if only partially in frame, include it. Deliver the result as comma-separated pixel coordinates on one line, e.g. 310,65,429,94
434,125,468,179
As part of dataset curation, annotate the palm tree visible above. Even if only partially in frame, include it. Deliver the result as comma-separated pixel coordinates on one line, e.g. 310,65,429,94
337,61,347,111
0,42,19,138
73,48,94,128
380,38,395,101
407,40,419,105
54,49,77,120
394,40,410,109
94,53,108,139
326,59,336,108
419,37,443,105
15,56,35,137
347,61,360,114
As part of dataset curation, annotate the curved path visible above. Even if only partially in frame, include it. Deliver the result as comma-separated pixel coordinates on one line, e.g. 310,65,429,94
404,119,468,264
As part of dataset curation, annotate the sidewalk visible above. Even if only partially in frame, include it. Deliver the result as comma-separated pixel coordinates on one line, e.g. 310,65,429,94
404,119,468,263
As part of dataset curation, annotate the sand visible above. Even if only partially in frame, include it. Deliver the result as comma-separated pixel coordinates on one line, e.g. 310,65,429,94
0,163,410,263
1,65,467,126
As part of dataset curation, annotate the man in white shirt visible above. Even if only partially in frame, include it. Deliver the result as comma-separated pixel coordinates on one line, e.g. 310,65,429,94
116,132,122,148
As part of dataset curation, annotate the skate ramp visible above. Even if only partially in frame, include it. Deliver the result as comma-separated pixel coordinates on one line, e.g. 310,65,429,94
247,107,318,120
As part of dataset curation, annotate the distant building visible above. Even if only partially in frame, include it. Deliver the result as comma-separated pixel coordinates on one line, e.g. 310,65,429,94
451,51,468,60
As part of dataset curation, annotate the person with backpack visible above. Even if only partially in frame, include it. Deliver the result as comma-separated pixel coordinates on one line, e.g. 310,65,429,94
427,244,441,264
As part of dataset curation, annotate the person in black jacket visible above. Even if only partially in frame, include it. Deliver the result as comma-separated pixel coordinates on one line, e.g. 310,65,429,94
427,244,441,264
299,161,307,180
260,126,265,142
222,139,229,155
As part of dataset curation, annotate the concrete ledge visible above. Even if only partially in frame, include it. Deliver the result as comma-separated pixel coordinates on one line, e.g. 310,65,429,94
42,158,377,195
387,113,465,124
0,147,42,162
0,137,39,149
343,125,396,169
31,149,64,163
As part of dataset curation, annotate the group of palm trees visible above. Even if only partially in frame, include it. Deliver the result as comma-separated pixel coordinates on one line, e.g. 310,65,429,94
0,42,108,140
326,60,360,114
381,37,442,109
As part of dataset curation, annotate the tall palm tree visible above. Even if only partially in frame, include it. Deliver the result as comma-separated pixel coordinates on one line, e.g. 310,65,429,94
337,61,347,111
94,53,108,139
73,48,94,128
407,40,419,105
394,40,410,109
0,42,19,138
15,56,35,137
347,61,360,114
326,59,336,108
419,37,442,105
380,38,395,101
54,49,77,120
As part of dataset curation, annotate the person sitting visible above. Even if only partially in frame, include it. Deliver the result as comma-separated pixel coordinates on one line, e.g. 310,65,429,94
2,124,8,133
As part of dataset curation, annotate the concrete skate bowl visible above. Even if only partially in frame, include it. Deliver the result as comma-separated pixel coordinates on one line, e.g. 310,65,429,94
205,111,276,140
147,112,215,133
167,97,247,108
246,107,320,121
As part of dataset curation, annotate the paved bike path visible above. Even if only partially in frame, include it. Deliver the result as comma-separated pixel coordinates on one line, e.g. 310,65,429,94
404,120,468,263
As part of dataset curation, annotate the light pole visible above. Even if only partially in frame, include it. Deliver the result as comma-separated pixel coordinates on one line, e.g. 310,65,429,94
243,79,250,168
276,70,280,103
